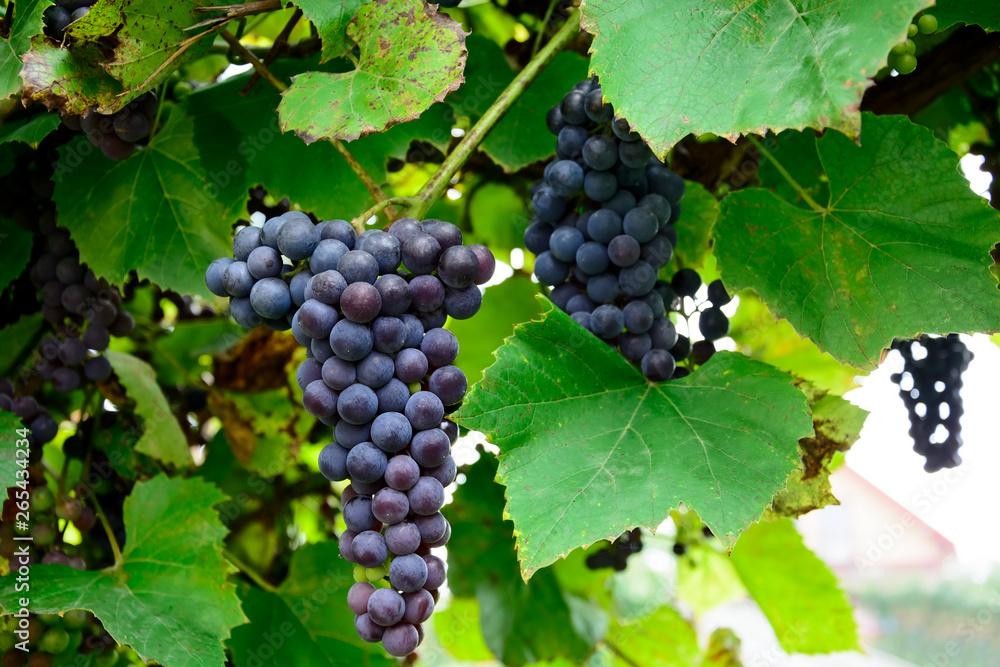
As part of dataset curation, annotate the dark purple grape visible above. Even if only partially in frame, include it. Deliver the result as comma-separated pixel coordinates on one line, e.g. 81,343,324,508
371,412,412,453
420,328,458,368
329,320,373,361
372,316,406,354
373,275,411,316
338,250,379,285
338,383,378,425
407,476,445,516
404,392,444,431
422,554,446,590
367,588,405,626
355,614,384,643
385,455,421,491
403,589,435,625
401,234,442,275
428,366,466,406
376,378,410,414
372,487,409,524
341,282,382,323
348,582,376,615
318,442,350,481
408,275,445,312
83,356,112,381
389,554,428,593
343,497,377,533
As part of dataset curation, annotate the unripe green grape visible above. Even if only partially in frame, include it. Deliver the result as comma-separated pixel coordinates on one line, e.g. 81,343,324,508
905,39,916,55
890,41,908,56
37,614,61,627
0,634,14,652
366,565,385,582
38,627,69,655
908,23,918,37
62,609,89,630
895,53,918,74
918,14,937,34
31,487,55,513
353,563,367,583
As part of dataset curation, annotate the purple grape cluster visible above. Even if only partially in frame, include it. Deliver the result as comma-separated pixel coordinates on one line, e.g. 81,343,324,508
60,93,159,161
27,219,132,392
0,378,58,447
890,334,973,472
208,214,495,657
524,77,700,381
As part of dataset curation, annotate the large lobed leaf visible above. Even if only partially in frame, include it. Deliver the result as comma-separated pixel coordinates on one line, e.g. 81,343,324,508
278,0,467,143
105,350,193,467
453,300,813,580
0,0,51,99
580,0,931,156
227,542,395,667
716,113,1000,370
933,0,1000,32
0,113,61,148
731,518,859,653
53,101,231,299
0,476,246,667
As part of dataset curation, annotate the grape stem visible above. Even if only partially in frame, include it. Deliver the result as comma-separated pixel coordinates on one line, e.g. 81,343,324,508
240,8,303,95
746,135,825,214
407,9,583,220
223,548,279,593
352,197,419,234
91,494,124,568
605,641,641,666
531,0,562,59
219,30,397,214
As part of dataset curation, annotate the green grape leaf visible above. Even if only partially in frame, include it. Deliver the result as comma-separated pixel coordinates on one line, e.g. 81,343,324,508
0,313,45,378
580,0,931,157
99,0,217,94
0,0,51,99
0,412,26,489
0,217,34,294
228,542,395,666
480,51,589,172
605,607,701,667
187,58,452,224
278,0,467,143
447,276,545,384
933,0,1000,32
448,455,593,666
291,0,373,62
105,350,193,468
19,38,126,114
671,180,719,271
453,300,812,580
716,113,1000,370
53,102,231,299
731,518,859,653
0,475,246,667
0,113,61,148
676,544,746,615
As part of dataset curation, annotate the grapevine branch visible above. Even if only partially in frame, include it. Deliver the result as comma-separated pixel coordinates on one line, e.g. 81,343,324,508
240,8,303,95
219,30,397,216
407,10,583,220
223,548,279,593
746,135,825,214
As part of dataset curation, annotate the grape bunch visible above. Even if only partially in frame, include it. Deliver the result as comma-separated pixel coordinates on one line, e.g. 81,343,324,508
525,77,731,380
887,12,938,75
0,379,58,448
26,221,133,391
43,0,96,39
208,214,495,657
60,93,159,161
889,335,973,472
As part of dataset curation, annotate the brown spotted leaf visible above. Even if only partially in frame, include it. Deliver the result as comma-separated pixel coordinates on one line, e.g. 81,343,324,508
277,0,467,143
19,37,125,114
